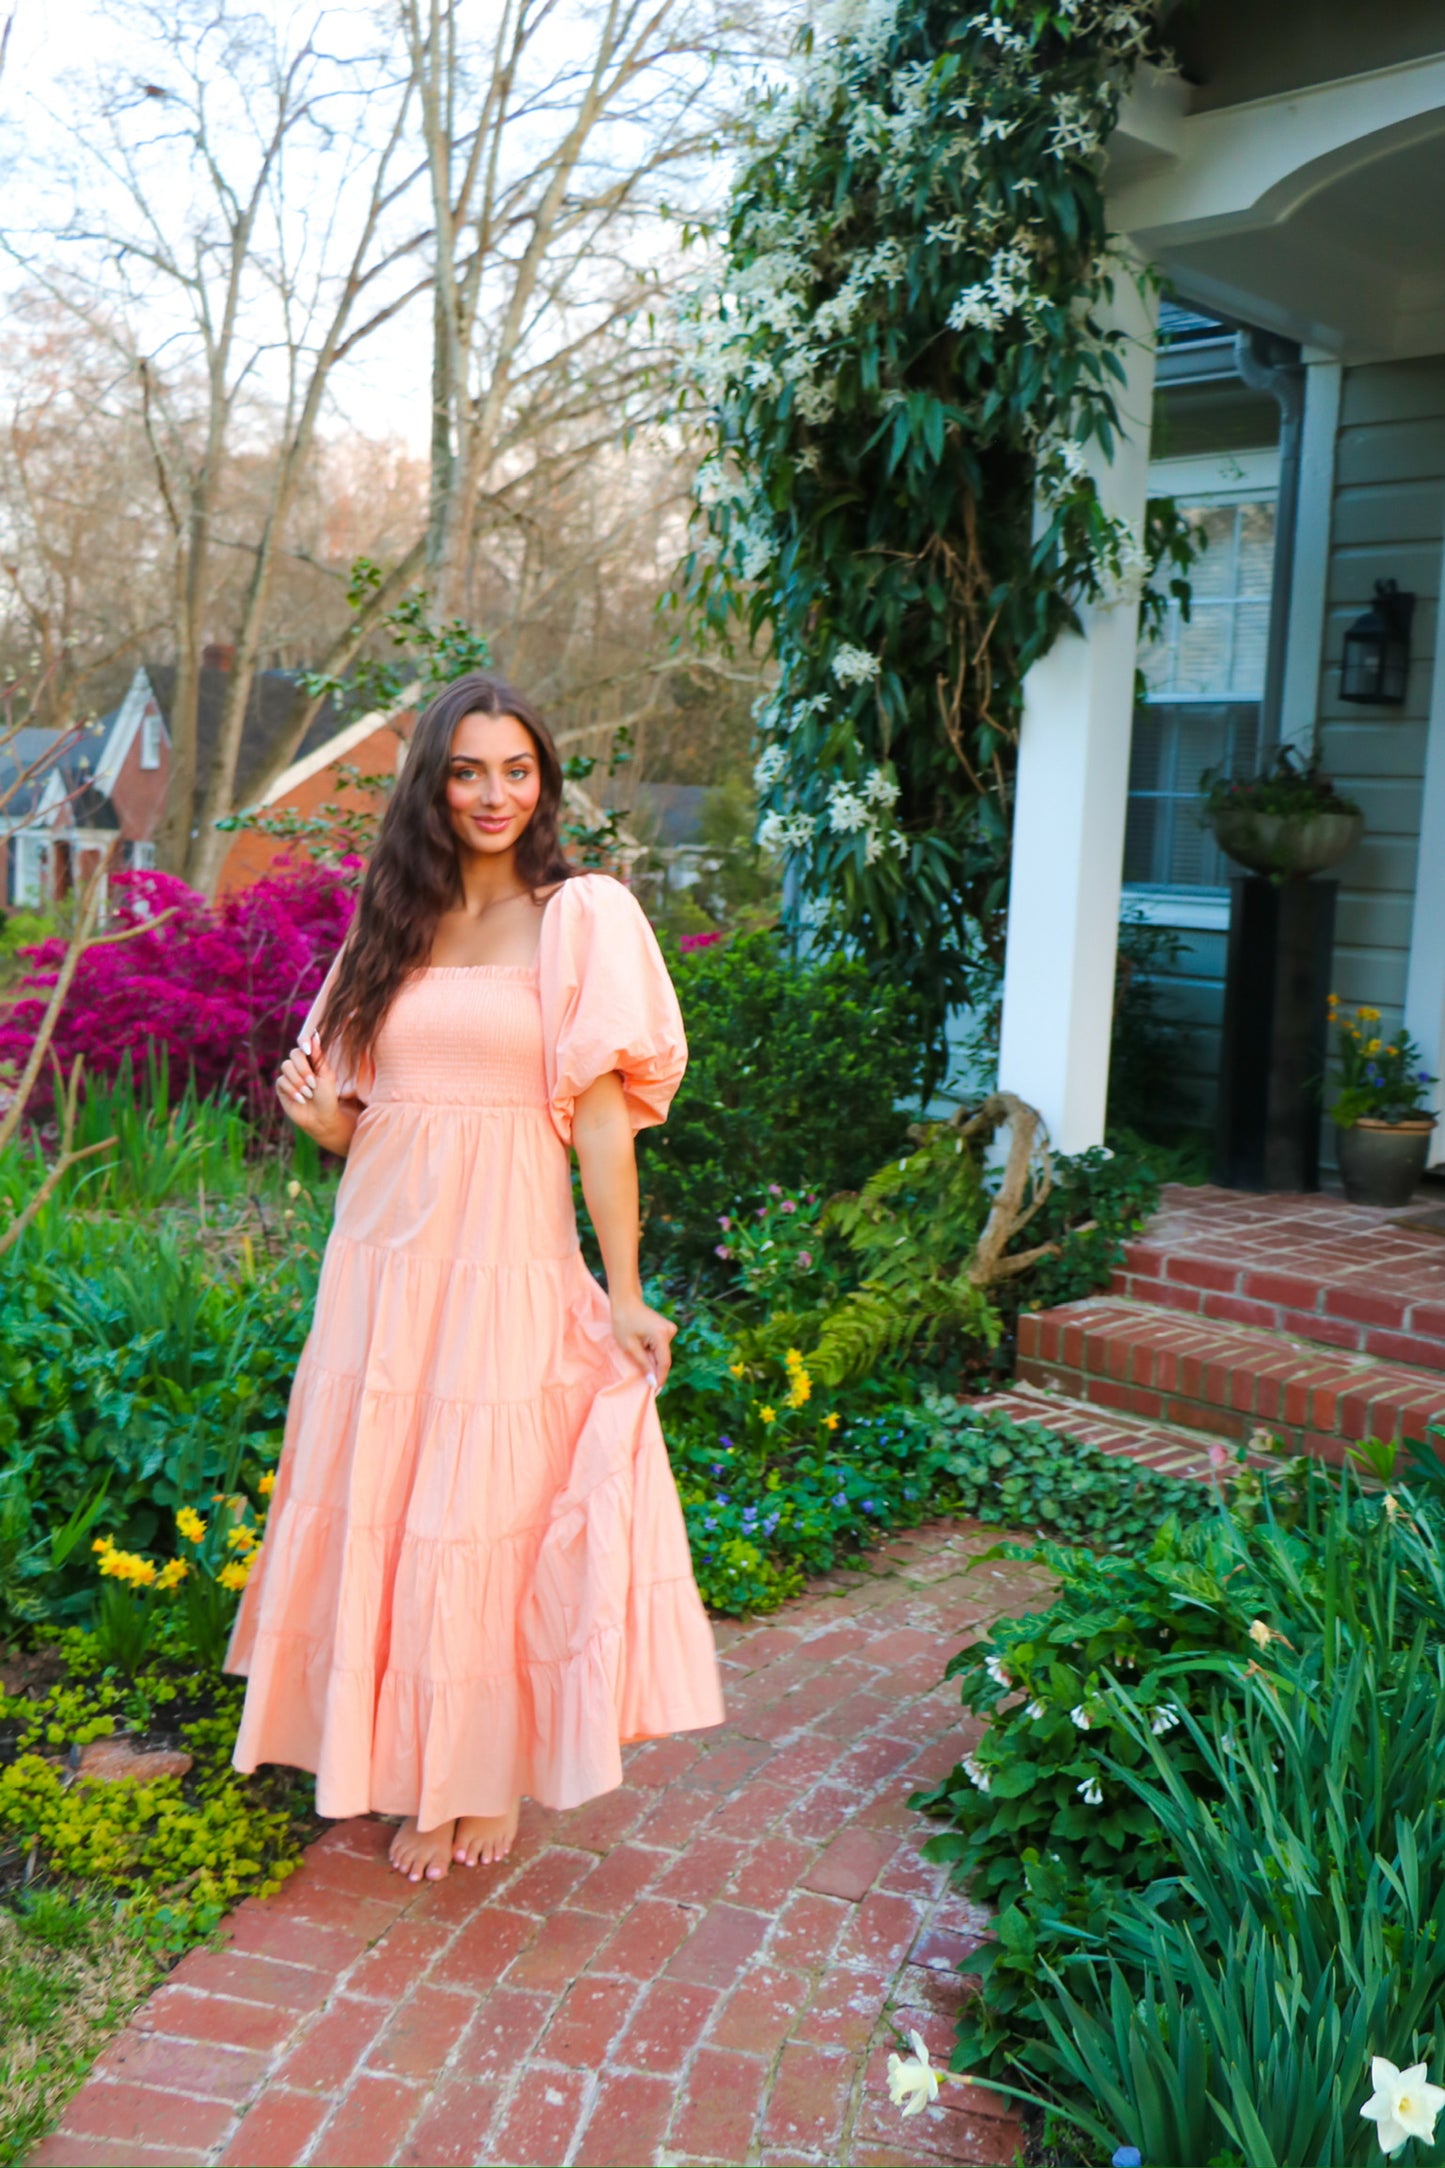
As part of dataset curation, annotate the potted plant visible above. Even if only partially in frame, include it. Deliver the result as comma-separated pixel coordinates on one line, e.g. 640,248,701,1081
1202,746,1362,878
1329,997,1437,1207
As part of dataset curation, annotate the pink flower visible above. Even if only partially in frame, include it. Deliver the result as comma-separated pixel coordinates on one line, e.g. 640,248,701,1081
679,930,722,952
797,1251,813,1269
1208,1443,1230,1470
768,1183,782,1196
780,1199,796,1214
715,1244,731,1259
718,1216,731,1231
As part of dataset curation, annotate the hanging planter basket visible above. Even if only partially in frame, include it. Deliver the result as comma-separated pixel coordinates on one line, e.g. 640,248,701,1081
1209,806,1363,879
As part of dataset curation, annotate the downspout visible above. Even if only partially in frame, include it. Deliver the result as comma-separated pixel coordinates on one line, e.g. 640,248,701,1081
1234,327,1305,757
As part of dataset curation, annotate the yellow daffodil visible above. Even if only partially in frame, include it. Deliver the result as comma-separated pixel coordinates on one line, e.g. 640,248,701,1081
788,1369,813,1408
217,1559,252,1592
729,1360,746,1378
99,1548,157,1587
1360,1006,1381,1021
759,1405,777,1425
92,1534,115,1556
257,1471,276,1498
1367,1038,1382,1055
225,1524,259,1552
157,1558,189,1590
175,1506,207,1543
785,1347,804,1370
823,1412,840,1432
1385,1045,1398,1058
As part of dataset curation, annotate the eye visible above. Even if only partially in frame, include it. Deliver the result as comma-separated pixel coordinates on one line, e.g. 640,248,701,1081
507,765,531,781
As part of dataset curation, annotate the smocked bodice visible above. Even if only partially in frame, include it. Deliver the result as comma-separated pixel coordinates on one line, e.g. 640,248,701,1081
368,968,549,1111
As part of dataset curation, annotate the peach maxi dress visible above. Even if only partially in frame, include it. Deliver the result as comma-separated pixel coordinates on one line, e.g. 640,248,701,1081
228,874,724,1825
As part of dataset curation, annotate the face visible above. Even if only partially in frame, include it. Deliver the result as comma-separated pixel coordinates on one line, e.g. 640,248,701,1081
444,710,543,859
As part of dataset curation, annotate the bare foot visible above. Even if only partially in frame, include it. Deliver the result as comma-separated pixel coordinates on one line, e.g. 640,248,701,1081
389,1816,457,1882
453,1801,521,1867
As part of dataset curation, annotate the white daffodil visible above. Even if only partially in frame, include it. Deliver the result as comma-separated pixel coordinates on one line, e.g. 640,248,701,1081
1360,2057,1445,2156
887,2030,941,2118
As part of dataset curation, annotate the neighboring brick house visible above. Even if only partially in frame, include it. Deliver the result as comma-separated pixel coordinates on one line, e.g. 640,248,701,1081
0,668,169,912
213,705,411,895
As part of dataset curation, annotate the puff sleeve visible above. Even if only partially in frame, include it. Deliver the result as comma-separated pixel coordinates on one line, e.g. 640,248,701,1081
538,875,686,1145
292,948,374,1107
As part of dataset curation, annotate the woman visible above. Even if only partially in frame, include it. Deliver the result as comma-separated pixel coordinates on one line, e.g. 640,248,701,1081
227,672,724,1884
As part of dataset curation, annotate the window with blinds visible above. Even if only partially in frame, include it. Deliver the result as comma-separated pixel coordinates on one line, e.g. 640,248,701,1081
1125,494,1275,891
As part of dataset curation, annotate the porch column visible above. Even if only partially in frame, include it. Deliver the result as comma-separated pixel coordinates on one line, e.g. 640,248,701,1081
1403,528,1445,1150
996,274,1159,1154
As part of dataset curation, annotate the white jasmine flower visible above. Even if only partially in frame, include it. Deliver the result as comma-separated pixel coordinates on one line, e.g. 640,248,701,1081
1076,1774,1103,1806
1361,2058,1445,2156
756,811,787,852
862,766,900,807
831,643,881,686
753,746,787,791
781,811,817,848
887,2030,941,2117
827,784,869,834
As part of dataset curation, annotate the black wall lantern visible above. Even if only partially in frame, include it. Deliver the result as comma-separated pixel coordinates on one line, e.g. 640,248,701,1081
1340,578,1414,706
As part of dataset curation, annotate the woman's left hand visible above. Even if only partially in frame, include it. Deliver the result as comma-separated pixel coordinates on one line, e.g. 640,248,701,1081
609,1295,677,1388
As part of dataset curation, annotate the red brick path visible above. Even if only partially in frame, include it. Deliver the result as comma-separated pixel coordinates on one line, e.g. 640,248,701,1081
1112,1185,1445,1361
1015,1185,1445,1463
34,1525,1052,2168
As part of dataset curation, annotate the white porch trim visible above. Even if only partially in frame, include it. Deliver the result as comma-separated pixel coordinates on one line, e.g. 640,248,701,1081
1403,527,1445,1140
996,274,1159,1155
1278,360,1343,756
260,706,406,806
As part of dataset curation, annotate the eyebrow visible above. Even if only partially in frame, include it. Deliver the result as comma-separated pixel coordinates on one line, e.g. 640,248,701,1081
449,750,536,765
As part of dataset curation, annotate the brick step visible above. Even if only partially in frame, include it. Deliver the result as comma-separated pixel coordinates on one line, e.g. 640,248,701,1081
1018,1296,1445,1463
1111,1214,1445,1373
964,1383,1239,1483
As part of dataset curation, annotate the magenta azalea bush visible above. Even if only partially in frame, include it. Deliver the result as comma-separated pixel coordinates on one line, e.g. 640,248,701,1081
0,866,355,1121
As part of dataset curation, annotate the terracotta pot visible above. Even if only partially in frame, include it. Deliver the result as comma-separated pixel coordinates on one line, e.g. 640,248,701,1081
1209,806,1363,878
1335,1117,1436,1208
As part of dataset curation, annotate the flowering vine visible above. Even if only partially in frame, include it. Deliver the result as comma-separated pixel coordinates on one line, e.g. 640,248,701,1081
680,0,1182,1033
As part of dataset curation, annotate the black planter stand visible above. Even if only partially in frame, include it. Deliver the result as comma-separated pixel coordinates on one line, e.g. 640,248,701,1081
1214,875,1337,1192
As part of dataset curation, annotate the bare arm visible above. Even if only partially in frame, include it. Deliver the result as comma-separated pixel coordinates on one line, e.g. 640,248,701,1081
572,1070,674,1385
276,1032,362,1157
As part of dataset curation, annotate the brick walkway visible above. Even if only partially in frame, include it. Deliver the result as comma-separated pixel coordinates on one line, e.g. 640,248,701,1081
35,1524,1052,2168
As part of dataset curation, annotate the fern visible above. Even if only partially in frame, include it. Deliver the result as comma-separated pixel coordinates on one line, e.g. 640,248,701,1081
810,1274,1000,1386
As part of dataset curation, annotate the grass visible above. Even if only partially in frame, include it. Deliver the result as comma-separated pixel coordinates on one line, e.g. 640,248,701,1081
0,1892,159,2168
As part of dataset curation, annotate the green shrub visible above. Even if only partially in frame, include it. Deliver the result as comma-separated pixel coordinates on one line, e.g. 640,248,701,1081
640,930,927,1273
0,1217,321,1626
917,1460,1445,2161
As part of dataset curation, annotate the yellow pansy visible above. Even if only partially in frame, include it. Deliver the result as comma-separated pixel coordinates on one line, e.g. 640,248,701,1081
175,1507,207,1543
759,1405,777,1425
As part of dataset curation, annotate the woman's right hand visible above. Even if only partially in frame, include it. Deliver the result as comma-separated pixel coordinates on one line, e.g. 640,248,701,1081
276,1032,355,1154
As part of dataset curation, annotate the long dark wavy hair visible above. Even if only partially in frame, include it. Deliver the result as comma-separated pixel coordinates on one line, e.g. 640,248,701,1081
319,671,573,1068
